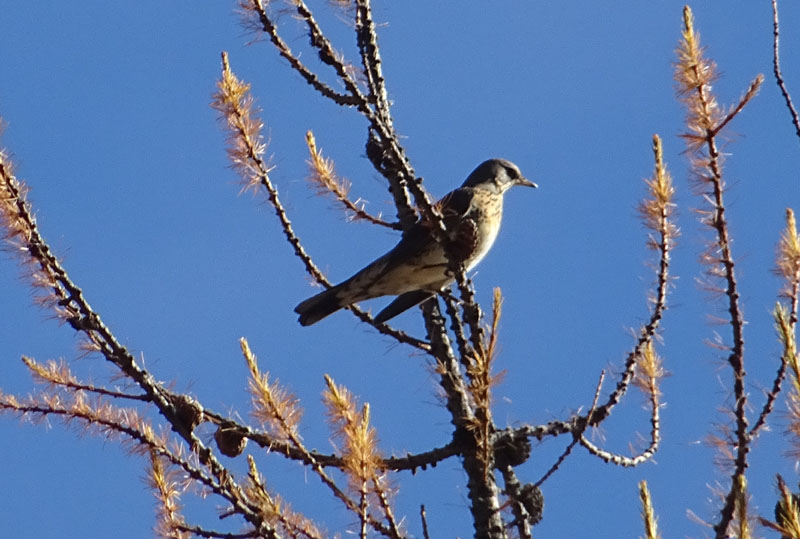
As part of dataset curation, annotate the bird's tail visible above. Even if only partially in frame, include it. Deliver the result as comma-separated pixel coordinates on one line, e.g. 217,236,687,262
373,290,434,323
294,286,347,326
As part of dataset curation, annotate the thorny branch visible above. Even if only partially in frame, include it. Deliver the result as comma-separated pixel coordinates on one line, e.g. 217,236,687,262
675,7,767,538
584,136,674,431
580,343,663,468
772,0,800,143
751,208,800,438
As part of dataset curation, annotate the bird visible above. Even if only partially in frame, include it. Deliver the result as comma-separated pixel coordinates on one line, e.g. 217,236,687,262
294,158,536,326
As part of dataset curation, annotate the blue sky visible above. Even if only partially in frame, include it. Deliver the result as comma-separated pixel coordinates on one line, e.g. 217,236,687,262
2,2,800,537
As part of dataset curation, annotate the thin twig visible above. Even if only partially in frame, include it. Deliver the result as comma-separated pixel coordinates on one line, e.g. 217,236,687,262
675,11,760,533
533,370,606,488
244,456,323,538
683,15,751,535
772,0,800,142
580,356,661,467
441,289,474,369
533,438,578,489
749,330,791,438
21,356,150,401
750,310,793,438
355,0,392,122
578,431,659,467
535,371,605,486
712,76,764,136
245,0,361,107
753,210,800,437
359,476,368,539
420,505,430,539
174,524,259,539
586,158,672,428
293,0,367,103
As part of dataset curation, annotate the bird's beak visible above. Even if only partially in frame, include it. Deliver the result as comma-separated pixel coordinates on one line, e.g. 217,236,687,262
517,177,538,189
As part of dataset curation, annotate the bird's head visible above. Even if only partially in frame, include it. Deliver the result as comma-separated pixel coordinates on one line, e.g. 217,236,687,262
462,158,537,193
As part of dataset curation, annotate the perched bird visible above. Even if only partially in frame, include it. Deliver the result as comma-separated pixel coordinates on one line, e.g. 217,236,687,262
295,158,536,326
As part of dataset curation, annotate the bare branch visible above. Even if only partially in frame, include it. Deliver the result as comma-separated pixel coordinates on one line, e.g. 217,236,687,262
355,0,392,123
292,0,367,102
534,372,606,488
751,209,800,437
712,75,764,135
174,525,259,539
241,0,362,107
580,343,662,467
588,135,674,429
420,505,431,539
772,0,800,143
533,438,579,489
675,9,761,536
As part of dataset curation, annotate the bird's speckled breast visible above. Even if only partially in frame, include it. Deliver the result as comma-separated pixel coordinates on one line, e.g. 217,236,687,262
465,204,502,270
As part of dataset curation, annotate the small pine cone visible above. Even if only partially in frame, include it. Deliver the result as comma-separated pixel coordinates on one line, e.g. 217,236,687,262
171,394,203,432
215,423,247,457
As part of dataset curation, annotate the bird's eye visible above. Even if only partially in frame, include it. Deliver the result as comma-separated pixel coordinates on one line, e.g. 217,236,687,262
504,167,518,179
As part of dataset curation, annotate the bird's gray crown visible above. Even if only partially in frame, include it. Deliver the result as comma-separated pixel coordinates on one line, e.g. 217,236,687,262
461,158,533,191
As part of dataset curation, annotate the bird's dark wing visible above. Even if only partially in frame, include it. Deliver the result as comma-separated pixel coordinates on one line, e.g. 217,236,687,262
358,187,476,282
361,189,476,318
438,187,479,262
436,187,474,230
